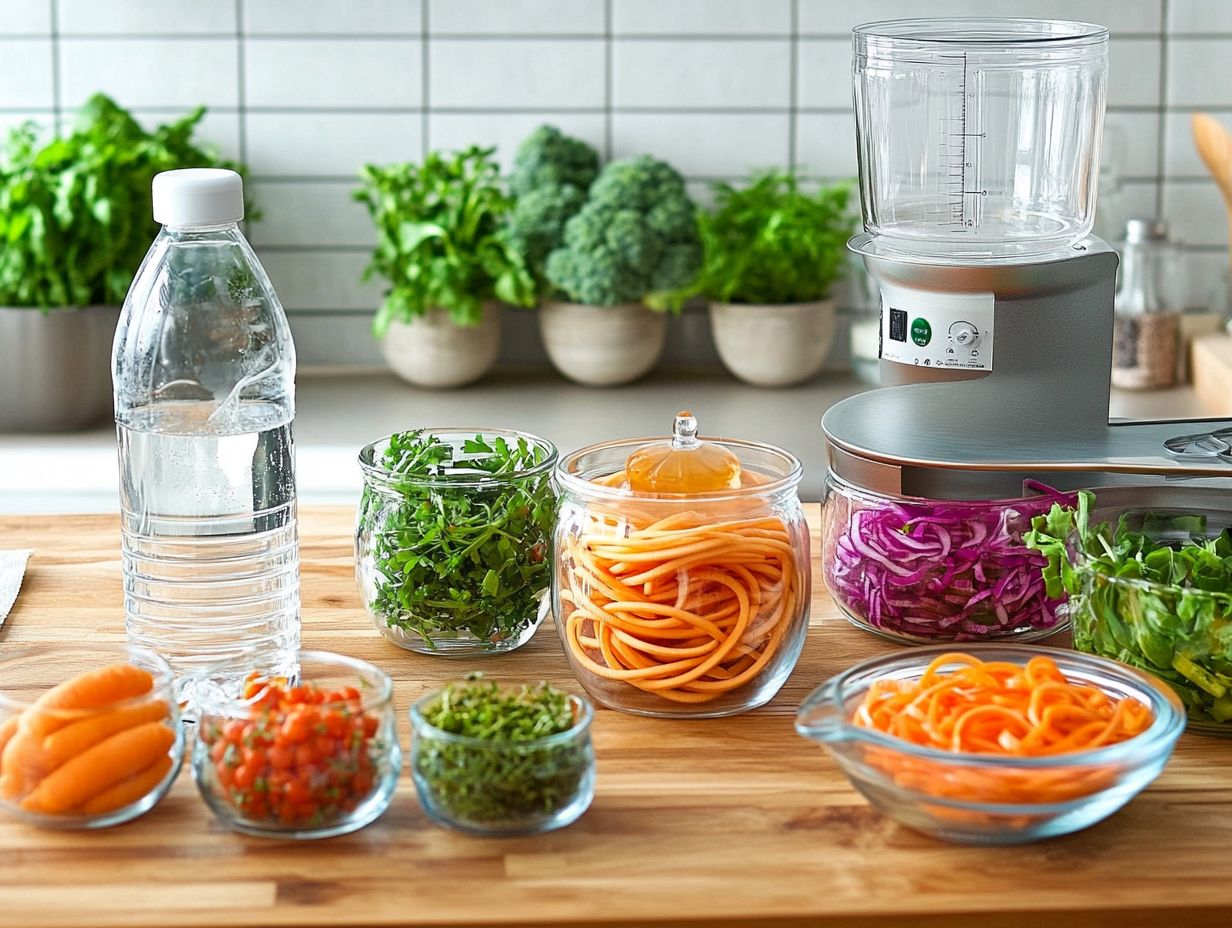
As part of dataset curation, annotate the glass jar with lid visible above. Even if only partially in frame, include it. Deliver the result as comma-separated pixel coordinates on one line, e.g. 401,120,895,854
552,412,811,718
1112,218,1180,390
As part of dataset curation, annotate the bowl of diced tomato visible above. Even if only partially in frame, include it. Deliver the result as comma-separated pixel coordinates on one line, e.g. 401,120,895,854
0,643,184,829
189,651,400,839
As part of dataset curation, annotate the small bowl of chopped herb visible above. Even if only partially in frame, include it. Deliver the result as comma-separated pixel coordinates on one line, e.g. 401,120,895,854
356,429,558,656
410,676,595,835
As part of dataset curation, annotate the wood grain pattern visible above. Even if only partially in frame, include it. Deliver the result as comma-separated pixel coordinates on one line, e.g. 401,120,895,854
1,507,1230,928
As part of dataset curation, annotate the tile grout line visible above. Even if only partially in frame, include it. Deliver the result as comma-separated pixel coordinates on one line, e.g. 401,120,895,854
49,0,61,134
421,0,430,158
1156,0,1169,218
604,0,613,160
788,0,799,172
236,0,250,241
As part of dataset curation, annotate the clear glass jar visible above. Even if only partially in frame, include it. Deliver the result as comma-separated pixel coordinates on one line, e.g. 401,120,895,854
355,429,558,656
553,433,811,718
0,643,183,829
1112,219,1180,390
822,474,1073,643
189,650,400,839
853,18,1108,260
410,683,595,835
1068,498,1232,736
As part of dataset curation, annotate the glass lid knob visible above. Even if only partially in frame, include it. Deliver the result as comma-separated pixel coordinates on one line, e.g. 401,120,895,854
626,410,742,493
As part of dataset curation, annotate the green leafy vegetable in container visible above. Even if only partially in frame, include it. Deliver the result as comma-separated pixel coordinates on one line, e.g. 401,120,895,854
544,154,702,308
354,146,535,337
411,676,594,832
674,169,855,307
357,429,557,653
1027,491,1232,727
0,93,251,310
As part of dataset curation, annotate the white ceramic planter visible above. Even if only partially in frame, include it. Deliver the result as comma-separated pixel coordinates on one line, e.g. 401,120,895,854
379,303,502,389
709,299,837,387
539,301,666,387
0,305,119,431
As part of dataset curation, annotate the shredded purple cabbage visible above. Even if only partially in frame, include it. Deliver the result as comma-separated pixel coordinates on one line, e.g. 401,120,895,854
825,482,1077,642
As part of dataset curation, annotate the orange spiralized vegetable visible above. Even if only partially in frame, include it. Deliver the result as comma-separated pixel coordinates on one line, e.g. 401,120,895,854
560,470,803,705
853,652,1155,809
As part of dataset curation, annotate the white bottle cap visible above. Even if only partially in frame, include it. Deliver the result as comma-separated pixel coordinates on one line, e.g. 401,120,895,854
152,168,244,227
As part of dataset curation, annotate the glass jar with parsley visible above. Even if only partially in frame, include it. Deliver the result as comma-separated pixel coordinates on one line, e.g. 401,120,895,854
189,651,400,839
356,429,558,655
410,676,595,835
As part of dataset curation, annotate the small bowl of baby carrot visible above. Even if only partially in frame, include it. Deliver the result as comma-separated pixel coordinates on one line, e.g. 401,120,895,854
0,644,183,829
796,645,1185,844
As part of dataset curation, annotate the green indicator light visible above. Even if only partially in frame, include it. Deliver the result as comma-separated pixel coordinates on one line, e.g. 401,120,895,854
910,317,932,347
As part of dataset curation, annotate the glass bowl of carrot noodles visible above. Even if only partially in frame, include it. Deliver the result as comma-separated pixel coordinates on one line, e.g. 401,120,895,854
0,643,184,829
553,427,810,718
795,645,1185,844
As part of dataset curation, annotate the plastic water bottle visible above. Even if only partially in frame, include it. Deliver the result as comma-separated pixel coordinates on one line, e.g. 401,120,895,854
113,169,300,692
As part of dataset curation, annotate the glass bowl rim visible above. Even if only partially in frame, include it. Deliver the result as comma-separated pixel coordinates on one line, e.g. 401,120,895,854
556,435,802,504
0,643,176,714
358,428,559,491
853,17,1108,47
410,685,594,749
802,644,1186,769
186,649,394,716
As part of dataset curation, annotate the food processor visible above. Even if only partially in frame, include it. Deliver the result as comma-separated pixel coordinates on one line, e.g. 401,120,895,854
821,18,1232,643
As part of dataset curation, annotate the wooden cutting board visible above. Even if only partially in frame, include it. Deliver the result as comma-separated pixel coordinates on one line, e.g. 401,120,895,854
1,507,1231,928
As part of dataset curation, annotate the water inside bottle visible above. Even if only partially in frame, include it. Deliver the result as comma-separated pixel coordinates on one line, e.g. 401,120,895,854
118,398,300,695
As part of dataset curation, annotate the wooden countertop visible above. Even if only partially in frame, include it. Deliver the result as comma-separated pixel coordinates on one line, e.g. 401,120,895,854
2,506,1231,928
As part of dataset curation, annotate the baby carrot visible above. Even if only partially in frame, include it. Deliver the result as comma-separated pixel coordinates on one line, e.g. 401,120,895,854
20,721,174,815
77,754,174,816
21,663,154,738
0,716,17,769
37,700,169,774
0,727,44,800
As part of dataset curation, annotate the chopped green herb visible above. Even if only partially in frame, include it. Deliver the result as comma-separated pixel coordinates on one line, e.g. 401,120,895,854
360,430,556,649
413,676,592,827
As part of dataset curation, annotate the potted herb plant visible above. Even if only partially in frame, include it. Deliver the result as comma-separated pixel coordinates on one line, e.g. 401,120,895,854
691,171,855,387
0,94,247,431
508,133,701,387
355,146,534,389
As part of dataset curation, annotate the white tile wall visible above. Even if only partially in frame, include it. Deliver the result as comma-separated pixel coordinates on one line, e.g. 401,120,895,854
612,40,790,109
427,111,606,172
244,112,422,177
0,39,54,108
59,38,239,108
612,0,792,35
429,39,606,109
0,0,51,33
56,0,236,35
7,0,1232,365
243,39,422,108
431,0,604,35
244,0,422,35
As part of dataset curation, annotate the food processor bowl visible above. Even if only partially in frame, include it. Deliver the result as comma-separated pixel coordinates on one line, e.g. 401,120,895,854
853,18,1108,261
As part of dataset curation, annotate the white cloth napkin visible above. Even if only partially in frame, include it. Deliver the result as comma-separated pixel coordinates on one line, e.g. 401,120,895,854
0,549,32,628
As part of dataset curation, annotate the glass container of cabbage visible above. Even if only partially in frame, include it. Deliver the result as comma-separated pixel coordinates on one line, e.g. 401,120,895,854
822,474,1075,644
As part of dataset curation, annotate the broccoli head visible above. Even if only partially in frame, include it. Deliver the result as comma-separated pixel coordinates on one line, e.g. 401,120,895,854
509,124,600,197
506,125,601,289
544,155,702,307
